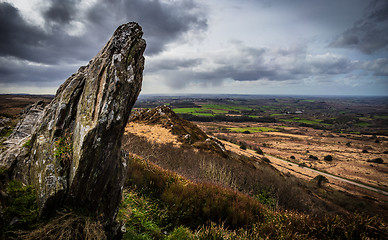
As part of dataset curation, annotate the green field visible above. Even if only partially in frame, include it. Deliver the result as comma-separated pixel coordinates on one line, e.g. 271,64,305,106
173,104,254,116
202,104,253,112
192,112,214,117
227,127,278,133
357,122,371,127
373,115,388,120
280,117,323,125
172,108,199,114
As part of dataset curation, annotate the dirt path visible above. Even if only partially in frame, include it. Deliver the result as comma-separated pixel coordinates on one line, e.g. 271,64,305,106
267,154,388,196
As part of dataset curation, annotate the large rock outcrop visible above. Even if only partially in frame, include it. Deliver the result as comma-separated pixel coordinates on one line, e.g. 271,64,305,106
129,106,227,157
1,22,146,225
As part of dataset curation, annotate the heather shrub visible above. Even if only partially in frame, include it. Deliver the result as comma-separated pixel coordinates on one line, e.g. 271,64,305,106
255,147,264,155
161,182,265,229
324,155,333,161
126,157,265,230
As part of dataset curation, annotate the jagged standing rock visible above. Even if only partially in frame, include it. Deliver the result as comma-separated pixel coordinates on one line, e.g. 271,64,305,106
1,22,146,227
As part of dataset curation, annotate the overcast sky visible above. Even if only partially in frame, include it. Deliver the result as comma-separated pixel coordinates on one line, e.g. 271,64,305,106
0,0,387,96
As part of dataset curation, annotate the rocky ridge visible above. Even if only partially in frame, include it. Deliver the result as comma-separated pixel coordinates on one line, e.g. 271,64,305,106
130,106,227,156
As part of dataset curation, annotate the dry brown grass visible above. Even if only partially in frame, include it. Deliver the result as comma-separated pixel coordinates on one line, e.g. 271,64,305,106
125,122,181,146
122,131,333,216
197,122,388,195
14,211,106,240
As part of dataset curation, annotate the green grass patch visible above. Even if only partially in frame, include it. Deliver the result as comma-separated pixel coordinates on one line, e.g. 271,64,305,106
373,115,388,120
4,180,39,230
22,139,31,148
206,108,229,114
357,122,370,127
359,117,373,121
172,108,199,114
280,118,323,125
118,190,168,240
0,127,13,138
270,114,284,117
191,112,214,117
227,127,278,133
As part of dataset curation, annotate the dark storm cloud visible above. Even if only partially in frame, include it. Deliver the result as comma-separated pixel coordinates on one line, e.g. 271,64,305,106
0,0,207,85
330,0,388,54
154,45,366,89
364,58,388,76
0,57,79,85
0,2,96,65
200,46,357,82
0,3,48,63
86,0,207,55
43,0,77,25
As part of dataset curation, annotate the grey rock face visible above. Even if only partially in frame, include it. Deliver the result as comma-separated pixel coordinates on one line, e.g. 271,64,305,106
0,101,45,178
1,22,146,224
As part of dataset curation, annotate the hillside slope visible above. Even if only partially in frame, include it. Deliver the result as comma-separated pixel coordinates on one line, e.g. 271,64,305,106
124,106,388,219
120,106,387,239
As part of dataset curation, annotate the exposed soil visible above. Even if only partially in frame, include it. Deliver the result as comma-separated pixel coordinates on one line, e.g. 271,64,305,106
125,122,181,146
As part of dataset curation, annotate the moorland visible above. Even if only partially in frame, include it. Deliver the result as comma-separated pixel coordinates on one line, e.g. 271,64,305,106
1,94,387,239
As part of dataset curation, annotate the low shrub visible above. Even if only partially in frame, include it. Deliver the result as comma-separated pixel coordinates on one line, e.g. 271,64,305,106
255,147,264,155
261,157,270,163
367,158,384,164
54,133,73,171
5,180,39,228
324,155,333,161
309,155,318,160
312,175,329,188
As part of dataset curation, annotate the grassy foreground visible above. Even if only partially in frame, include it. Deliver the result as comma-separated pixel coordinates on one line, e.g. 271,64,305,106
1,155,386,239
118,156,387,240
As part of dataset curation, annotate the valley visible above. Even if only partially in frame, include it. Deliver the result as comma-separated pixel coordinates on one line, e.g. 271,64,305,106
134,94,388,201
